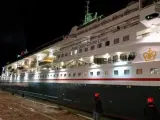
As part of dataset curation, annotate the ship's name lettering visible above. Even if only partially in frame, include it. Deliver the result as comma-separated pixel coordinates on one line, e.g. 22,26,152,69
71,38,107,50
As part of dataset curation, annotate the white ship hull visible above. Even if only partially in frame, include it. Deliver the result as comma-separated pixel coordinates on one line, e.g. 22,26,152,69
1,61,160,119
1,1,160,119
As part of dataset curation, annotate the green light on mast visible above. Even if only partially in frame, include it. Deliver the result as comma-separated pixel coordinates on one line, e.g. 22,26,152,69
83,0,103,25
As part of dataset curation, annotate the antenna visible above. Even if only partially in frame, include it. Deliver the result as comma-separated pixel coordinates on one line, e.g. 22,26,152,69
139,0,142,10
86,0,90,14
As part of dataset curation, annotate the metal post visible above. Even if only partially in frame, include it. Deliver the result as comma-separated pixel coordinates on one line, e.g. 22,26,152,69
139,0,142,10
36,56,39,72
139,0,145,10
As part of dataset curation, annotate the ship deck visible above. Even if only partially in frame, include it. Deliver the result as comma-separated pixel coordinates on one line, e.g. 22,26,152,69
0,91,112,120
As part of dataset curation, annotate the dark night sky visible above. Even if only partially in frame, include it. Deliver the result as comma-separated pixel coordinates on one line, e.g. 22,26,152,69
0,0,134,69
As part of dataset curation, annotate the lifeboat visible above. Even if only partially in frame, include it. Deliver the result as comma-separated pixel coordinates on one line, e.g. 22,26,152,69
39,57,53,66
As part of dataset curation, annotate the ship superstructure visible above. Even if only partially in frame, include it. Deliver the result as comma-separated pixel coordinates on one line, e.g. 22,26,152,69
1,0,160,119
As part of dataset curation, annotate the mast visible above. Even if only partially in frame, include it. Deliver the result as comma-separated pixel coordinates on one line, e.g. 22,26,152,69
82,0,102,26
84,0,92,25
86,0,89,14
139,0,144,10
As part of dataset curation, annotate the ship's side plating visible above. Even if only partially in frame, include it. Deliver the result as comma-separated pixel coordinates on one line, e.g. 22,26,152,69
2,82,160,120
1,1,160,120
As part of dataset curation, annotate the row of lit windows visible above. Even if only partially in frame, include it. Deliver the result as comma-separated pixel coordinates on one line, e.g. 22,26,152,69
34,69,143,79
2,68,159,80
57,35,130,59
36,68,160,78
36,71,106,78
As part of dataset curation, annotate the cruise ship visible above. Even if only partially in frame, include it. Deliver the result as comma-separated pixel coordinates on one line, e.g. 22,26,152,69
1,0,160,119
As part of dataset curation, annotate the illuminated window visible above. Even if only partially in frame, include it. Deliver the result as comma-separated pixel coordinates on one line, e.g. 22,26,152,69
124,70,130,75
90,45,95,50
114,70,118,75
97,43,102,48
70,51,73,55
84,47,88,52
90,72,93,76
123,35,129,41
150,68,159,74
114,38,119,44
136,69,142,75
97,71,100,76
78,73,81,76
74,50,78,54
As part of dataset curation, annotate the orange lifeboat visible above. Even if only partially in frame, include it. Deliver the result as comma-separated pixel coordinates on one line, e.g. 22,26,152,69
39,57,53,66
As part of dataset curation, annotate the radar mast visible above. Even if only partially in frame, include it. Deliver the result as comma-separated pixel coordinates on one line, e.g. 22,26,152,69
82,0,102,26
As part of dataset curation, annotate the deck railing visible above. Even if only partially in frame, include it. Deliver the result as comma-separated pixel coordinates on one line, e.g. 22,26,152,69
142,0,160,8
